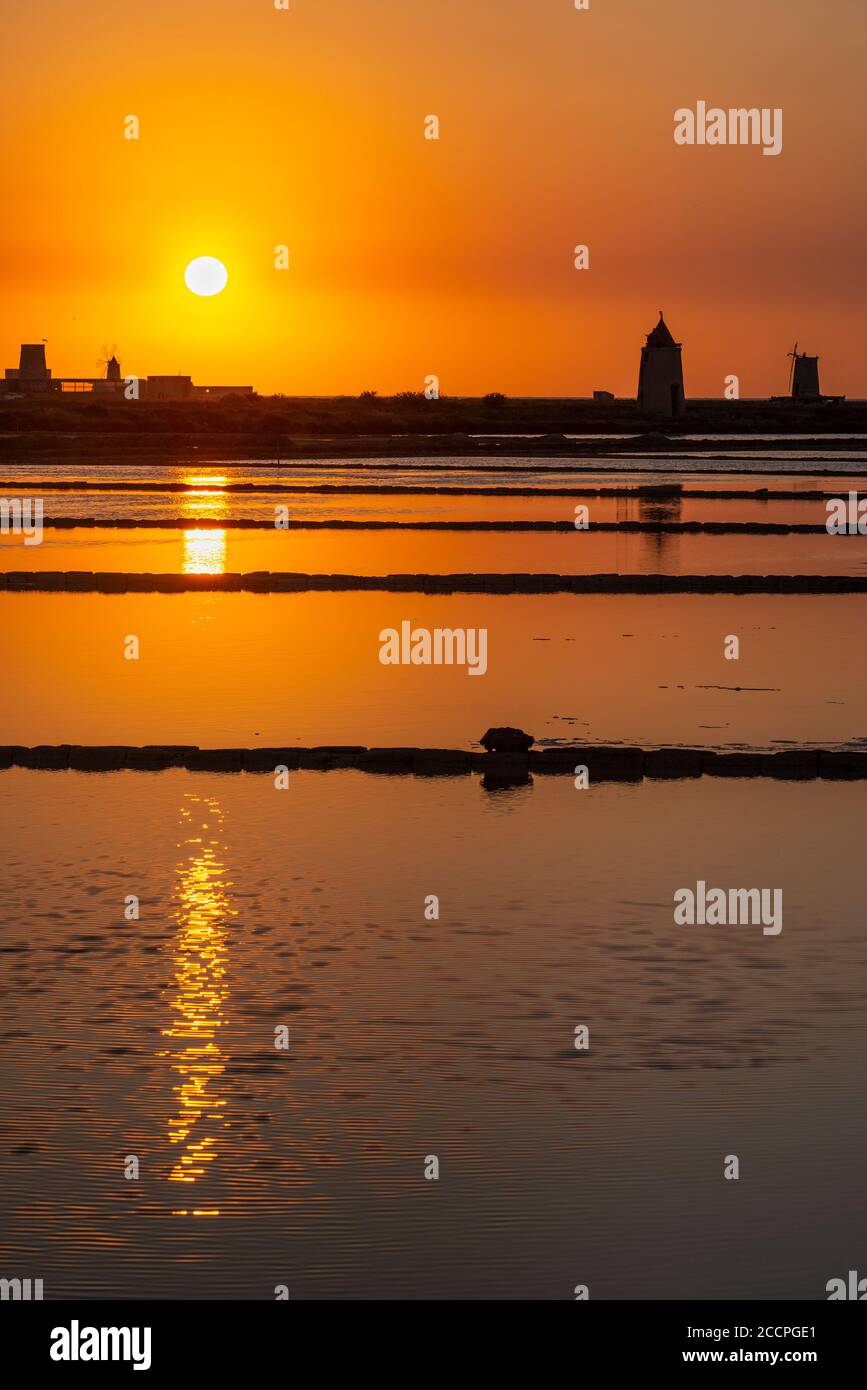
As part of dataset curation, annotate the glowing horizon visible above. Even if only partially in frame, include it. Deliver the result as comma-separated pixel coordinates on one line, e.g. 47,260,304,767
1,0,865,397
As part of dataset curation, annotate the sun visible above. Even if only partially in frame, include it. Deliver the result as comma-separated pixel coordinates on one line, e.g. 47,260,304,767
184,256,228,297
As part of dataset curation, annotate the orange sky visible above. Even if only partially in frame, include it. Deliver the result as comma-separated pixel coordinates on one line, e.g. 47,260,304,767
1,0,865,397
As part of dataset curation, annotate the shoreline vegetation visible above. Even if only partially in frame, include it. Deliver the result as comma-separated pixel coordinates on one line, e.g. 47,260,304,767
1,397,866,463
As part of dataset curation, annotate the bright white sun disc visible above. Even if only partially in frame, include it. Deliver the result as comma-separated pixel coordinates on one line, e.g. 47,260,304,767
184,256,228,297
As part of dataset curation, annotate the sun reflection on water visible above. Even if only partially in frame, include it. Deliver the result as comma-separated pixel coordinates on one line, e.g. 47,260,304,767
184,475,229,490
158,794,237,1207
181,475,229,573
182,528,227,574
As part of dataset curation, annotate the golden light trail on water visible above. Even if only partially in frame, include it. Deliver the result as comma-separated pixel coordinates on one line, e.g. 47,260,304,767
181,474,229,574
158,794,237,1210
182,529,228,574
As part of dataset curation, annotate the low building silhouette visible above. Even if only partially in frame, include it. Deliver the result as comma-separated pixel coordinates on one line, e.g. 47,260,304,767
144,375,194,402
4,342,52,393
0,343,253,400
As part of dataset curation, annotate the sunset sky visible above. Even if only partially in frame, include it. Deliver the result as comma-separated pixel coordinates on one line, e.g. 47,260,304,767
1,0,865,397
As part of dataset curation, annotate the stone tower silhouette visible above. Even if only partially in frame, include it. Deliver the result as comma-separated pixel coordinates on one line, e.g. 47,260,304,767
637,312,685,417
17,344,50,380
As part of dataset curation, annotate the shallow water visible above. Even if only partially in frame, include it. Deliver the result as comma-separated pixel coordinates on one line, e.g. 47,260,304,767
3,526,867,576
1,770,864,1299
2,591,865,749
0,491,851,524
2,452,865,1303
3,460,867,489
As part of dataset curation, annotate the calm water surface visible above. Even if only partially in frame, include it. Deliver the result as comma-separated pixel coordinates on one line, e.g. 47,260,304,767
3,460,867,488
3,452,865,1301
1,771,865,1299
2,591,865,750
4,527,867,576
1,493,852,524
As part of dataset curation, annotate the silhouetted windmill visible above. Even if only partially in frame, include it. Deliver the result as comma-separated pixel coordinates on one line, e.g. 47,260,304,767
787,341,821,400
787,342,799,393
96,343,122,381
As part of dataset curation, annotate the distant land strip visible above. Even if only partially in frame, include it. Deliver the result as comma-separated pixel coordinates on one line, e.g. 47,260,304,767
2,425,867,464
25,517,863,535
2,744,866,780
1,481,861,499
3,572,867,594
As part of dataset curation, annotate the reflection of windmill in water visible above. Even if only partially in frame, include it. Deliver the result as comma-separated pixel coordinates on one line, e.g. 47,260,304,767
639,483,683,568
616,483,683,569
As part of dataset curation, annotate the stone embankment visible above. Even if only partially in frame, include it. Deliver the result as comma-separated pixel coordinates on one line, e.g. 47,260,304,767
2,744,866,779
3,572,867,594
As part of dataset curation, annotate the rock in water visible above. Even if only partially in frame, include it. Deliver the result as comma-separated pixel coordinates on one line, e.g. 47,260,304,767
479,727,535,752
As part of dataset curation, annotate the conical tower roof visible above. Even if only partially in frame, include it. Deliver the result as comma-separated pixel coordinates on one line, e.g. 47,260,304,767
646,311,678,348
